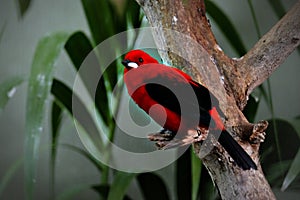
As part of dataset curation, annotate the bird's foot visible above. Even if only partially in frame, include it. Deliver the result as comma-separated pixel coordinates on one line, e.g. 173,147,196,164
147,129,175,142
147,129,176,149
250,120,268,144
188,127,209,143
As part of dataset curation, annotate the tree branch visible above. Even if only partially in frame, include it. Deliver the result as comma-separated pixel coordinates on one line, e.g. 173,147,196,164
237,0,300,101
132,0,299,199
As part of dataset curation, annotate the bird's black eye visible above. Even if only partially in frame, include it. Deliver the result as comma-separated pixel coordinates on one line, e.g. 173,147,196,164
139,58,143,63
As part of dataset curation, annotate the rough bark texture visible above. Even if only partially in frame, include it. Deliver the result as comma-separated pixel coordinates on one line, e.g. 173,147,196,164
134,0,300,199
238,0,300,104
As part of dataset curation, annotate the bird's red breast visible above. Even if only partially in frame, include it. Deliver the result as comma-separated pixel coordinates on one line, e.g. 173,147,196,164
124,63,190,132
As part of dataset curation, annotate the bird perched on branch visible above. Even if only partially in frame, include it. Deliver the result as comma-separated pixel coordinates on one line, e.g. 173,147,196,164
122,49,257,170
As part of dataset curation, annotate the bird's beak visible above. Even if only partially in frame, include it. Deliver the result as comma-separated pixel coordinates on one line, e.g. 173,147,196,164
122,59,138,69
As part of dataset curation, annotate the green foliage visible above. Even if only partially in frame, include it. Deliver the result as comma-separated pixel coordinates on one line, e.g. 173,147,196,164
0,159,23,198
0,76,23,112
137,173,170,200
25,32,70,199
0,23,6,44
64,31,111,126
205,0,247,56
16,0,31,17
282,149,300,191
191,149,202,200
176,149,192,200
1,0,298,199
107,172,136,200
260,119,300,187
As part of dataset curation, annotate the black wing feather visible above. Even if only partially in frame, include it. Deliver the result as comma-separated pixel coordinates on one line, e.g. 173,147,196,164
145,79,216,127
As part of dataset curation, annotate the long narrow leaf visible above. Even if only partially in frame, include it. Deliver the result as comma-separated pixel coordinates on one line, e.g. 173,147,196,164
281,117,300,190
0,22,6,44
50,100,63,198
80,0,115,45
281,148,300,191
64,31,110,126
51,79,103,149
242,94,259,122
0,76,23,112
125,0,142,30
55,184,93,200
51,101,63,144
25,32,70,200
191,149,202,200
92,184,133,200
16,0,31,17
61,144,103,172
198,168,218,200
92,184,110,199
64,31,94,71
0,158,23,198
260,119,300,186
137,173,170,200
107,172,136,200
205,0,247,56
80,0,119,88
268,0,285,18
176,148,191,200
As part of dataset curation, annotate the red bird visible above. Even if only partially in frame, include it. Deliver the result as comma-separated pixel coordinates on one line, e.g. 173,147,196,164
122,49,257,170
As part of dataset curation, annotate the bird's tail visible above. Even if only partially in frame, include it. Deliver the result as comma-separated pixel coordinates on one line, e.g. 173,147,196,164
218,129,257,170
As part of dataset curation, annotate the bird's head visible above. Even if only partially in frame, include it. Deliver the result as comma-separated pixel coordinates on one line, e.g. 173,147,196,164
122,50,159,71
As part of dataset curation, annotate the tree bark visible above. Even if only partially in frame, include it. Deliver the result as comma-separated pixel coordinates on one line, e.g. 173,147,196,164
237,0,300,104
134,0,300,199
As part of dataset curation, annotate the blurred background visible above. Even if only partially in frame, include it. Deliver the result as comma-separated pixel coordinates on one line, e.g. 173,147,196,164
0,0,299,199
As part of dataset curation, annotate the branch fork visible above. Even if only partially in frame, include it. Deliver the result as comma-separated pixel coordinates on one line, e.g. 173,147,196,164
134,0,300,199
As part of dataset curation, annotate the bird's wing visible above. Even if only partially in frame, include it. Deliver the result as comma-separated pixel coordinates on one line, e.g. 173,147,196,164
142,64,219,126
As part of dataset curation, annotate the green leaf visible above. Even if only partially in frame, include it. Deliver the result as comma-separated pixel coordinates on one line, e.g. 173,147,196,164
80,0,115,45
198,168,218,200
92,184,110,199
265,160,291,186
64,31,110,126
25,32,70,200
281,148,300,191
125,0,142,29
243,94,260,123
205,0,247,56
176,148,191,200
0,158,23,198
50,100,63,198
55,184,93,200
16,0,31,17
61,144,103,172
0,76,23,112
289,117,300,139
137,173,170,200
260,119,300,186
0,22,6,44
247,0,261,38
64,31,94,71
107,172,136,200
51,101,63,144
51,79,103,149
80,0,120,89
258,85,269,107
191,149,202,200
268,0,285,18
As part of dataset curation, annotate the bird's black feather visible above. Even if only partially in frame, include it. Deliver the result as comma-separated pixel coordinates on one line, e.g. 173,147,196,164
145,79,217,127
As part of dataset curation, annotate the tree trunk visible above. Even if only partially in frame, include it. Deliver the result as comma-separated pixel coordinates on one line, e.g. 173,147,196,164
134,0,300,199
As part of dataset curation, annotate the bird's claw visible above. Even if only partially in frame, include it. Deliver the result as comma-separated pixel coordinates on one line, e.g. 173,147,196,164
250,120,268,144
189,127,209,143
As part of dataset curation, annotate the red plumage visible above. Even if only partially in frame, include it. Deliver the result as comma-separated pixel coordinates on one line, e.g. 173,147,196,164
122,50,257,170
